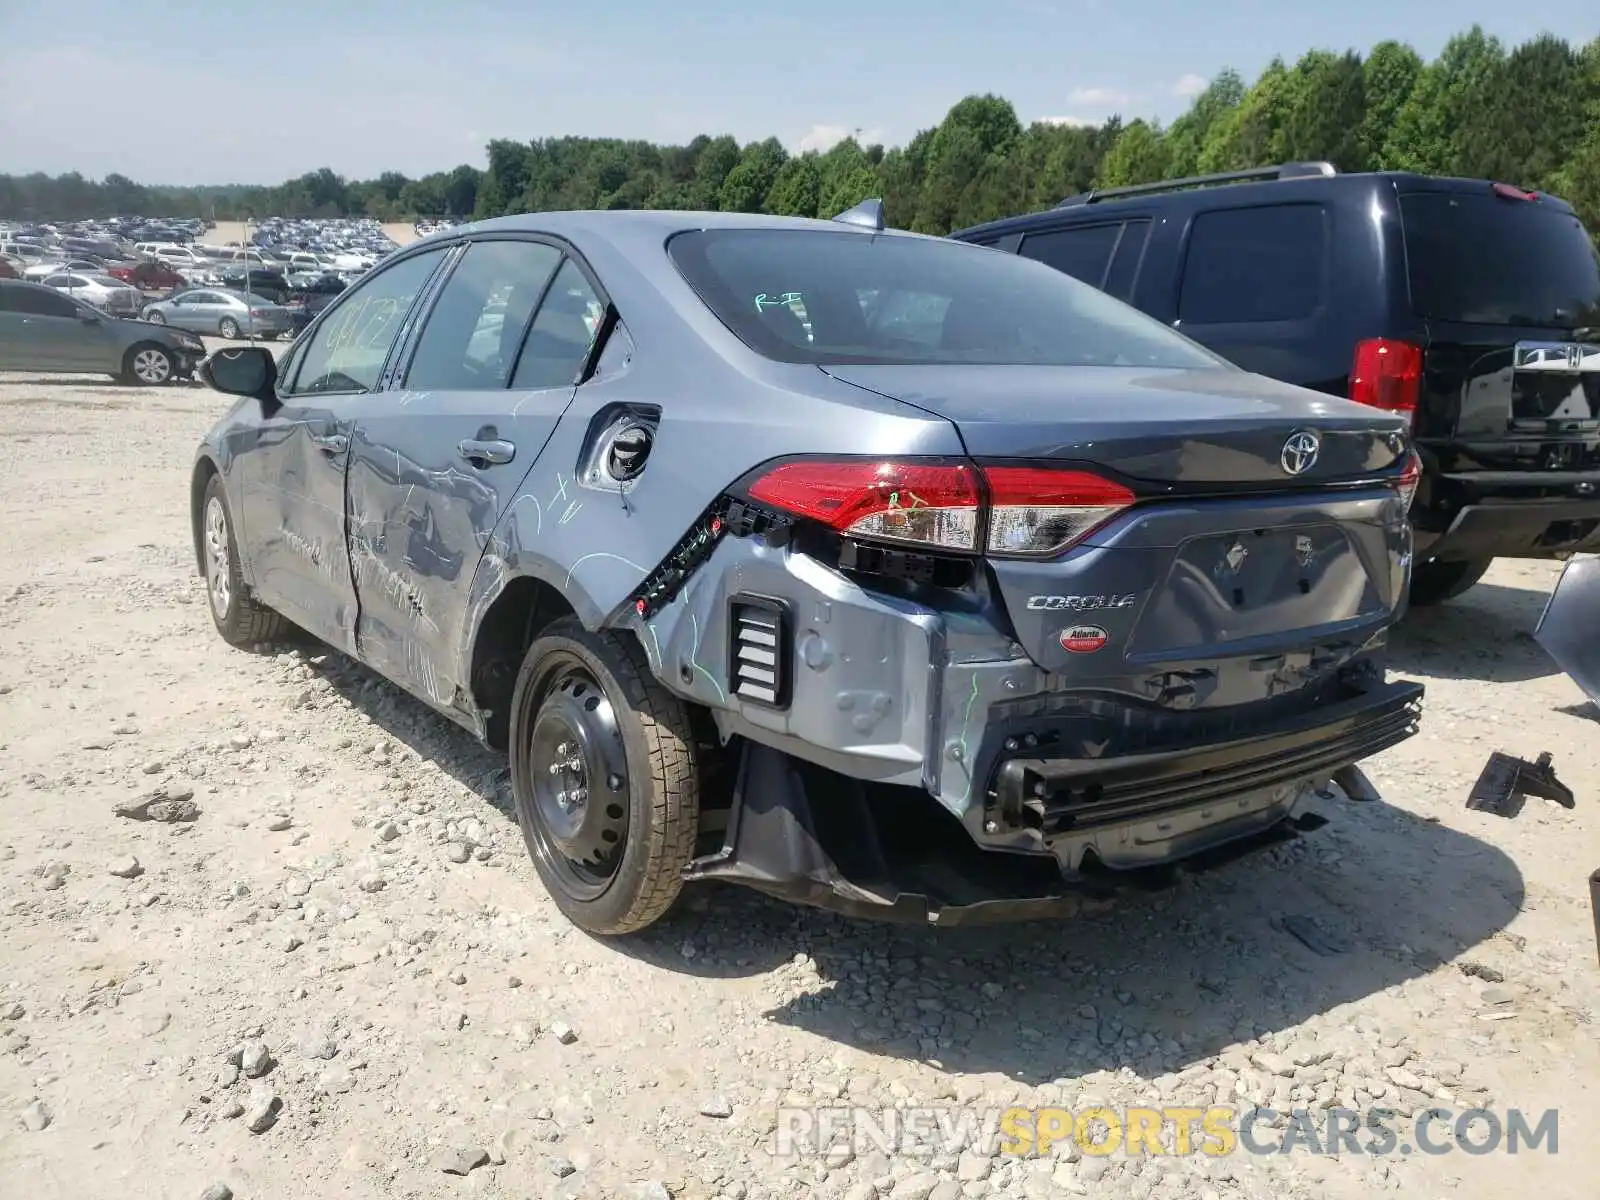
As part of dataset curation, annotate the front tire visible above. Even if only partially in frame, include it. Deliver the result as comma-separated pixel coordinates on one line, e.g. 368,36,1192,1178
145,310,166,325
121,343,174,386
508,618,700,935
1408,556,1493,607
200,475,288,646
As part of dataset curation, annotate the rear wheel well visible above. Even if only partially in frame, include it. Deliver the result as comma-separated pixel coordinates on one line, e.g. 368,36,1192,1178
470,577,578,751
190,458,219,578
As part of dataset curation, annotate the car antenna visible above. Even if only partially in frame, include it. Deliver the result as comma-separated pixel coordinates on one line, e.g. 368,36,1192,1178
832,198,886,232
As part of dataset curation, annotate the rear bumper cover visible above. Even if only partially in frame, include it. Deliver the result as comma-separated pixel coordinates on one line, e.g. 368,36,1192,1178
1415,476,1600,560
684,678,1423,925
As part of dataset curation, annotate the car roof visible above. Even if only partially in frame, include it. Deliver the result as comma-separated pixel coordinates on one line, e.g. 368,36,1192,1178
419,207,945,257
951,168,1579,241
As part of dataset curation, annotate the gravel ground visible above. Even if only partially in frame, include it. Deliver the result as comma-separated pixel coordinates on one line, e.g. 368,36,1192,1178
1,362,1597,1200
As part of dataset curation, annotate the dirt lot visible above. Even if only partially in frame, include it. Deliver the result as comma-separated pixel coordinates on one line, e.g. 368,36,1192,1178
1,363,1597,1200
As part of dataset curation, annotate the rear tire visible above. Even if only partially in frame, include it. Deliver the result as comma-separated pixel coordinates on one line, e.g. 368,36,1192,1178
200,475,289,646
508,617,699,935
218,317,240,339
1408,557,1493,607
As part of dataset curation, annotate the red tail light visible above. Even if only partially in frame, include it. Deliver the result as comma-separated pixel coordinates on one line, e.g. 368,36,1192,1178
746,461,980,551
249,308,269,318
983,466,1135,555
1350,338,1422,417
744,460,1135,557
1396,449,1422,512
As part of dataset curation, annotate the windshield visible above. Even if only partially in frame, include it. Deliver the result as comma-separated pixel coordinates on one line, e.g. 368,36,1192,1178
667,229,1226,369
1400,192,1600,328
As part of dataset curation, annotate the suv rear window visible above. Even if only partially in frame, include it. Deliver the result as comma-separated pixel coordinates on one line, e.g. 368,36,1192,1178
667,228,1224,370
1400,192,1600,327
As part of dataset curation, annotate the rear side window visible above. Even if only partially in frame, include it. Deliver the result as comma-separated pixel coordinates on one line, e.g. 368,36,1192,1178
1178,204,1327,324
1400,192,1600,327
405,240,563,390
1018,223,1124,288
510,259,604,390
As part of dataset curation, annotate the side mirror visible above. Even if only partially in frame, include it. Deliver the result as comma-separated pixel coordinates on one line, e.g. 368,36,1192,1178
201,345,279,403
80,312,101,324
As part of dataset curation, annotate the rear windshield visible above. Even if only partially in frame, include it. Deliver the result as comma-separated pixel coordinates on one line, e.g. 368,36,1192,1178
667,228,1226,369
1400,192,1600,327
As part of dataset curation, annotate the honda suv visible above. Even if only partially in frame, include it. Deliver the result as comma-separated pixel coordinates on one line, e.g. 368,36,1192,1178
953,165,1600,605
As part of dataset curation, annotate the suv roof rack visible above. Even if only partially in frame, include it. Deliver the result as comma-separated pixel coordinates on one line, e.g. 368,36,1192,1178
1056,161,1338,208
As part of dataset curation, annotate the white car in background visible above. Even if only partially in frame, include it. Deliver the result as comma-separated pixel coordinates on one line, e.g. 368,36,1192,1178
36,271,145,317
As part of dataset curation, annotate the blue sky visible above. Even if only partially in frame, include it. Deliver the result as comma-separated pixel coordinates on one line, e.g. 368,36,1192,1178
0,0,1579,185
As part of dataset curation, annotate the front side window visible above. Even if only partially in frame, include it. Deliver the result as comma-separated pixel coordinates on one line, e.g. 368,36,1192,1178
510,258,605,389
16,287,78,317
405,240,562,390
288,246,448,395
667,228,1224,369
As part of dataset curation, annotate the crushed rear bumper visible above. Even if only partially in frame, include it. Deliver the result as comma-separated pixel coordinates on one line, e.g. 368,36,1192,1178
683,678,1424,925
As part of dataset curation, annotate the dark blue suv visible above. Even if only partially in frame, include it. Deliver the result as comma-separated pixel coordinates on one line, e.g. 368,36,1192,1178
953,163,1600,605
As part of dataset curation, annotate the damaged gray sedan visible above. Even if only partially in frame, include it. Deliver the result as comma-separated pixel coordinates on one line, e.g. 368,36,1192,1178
190,202,1426,934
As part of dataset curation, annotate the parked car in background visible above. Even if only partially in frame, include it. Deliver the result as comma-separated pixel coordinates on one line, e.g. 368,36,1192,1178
0,278,204,384
142,287,292,339
108,260,190,292
36,271,145,317
952,164,1600,606
190,204,1423,936
23,259,105,279
284,273,347,335
216,266,291,304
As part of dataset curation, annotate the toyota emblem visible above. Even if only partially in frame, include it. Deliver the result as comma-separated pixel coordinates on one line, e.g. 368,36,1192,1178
1281,431,1320,476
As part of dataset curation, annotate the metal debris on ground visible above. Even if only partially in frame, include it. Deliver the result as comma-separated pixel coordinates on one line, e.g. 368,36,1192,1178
1590,867,1600,969
1466,751,1575,818
1278,913,1348,956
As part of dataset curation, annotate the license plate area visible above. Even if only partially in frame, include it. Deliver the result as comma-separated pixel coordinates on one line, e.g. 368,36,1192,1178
1128,524,1381,654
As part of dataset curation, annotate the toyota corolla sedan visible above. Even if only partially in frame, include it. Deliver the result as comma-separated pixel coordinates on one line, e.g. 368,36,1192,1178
189,203,1425,936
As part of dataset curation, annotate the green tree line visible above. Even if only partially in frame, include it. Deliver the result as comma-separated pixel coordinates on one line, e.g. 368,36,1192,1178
2,27,1596,237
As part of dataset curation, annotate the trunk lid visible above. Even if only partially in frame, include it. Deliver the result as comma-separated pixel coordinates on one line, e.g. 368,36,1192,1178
822,363,1410,487
823,363,1411,692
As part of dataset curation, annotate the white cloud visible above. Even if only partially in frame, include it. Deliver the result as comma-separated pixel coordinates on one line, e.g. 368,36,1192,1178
1172,73,1209,99
795,123,883,154
1067,87,1133,109
1037,115,1099,128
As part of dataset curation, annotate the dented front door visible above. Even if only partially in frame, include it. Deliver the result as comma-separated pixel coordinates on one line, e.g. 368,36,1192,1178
342,236,595,711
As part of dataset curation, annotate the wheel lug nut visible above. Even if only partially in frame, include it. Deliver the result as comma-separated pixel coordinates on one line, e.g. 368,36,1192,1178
548,762,564,775
569,787,587,803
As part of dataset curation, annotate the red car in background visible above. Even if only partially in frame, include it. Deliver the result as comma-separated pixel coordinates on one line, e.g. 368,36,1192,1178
107,260,189,291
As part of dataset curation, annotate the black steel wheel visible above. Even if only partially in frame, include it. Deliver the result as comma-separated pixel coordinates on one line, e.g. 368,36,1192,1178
509,618,700,934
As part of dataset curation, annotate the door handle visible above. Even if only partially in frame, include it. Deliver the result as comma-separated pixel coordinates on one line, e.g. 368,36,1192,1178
309,431,348,455
458,438,515,466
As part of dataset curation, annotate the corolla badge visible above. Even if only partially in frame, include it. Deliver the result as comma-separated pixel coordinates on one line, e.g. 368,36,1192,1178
1280,430,1321,476
1026,593,1140,612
